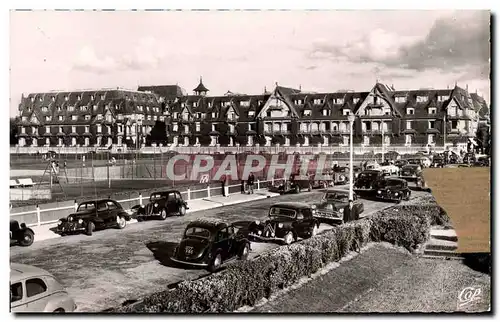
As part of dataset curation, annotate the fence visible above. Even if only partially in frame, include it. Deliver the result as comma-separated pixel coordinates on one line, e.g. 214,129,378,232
9,178,282,228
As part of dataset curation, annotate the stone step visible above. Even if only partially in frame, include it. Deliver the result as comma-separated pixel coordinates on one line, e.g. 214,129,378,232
430,228,458,242
423,248,463,259
425,238,458,251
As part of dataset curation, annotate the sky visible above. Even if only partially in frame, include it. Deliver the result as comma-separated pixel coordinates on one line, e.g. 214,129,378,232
9,10,490,116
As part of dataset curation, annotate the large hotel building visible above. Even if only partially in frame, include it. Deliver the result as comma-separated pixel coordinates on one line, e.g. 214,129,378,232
16,79,489,150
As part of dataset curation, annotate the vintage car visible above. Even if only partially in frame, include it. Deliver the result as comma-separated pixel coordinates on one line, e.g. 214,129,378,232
312,189,364,225
10,220,35,247
394,159,409,168
379,162,400,176
56,199,131,236
332,166,351,185
399,164,423,182
132,190,188,221
431,154,445,167
248,202,320,245
268,173,314,194
375,178,412,203
170,219,250,272
10,263,77,312
353,170,385,192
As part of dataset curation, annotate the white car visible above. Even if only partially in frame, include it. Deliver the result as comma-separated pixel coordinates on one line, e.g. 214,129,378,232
10,263,76,313
419,157,432,168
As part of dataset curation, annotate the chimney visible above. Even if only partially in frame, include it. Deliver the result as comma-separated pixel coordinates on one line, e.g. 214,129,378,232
275,82,278,87
264,86,267,93
466,84,469,92
299,85,302,92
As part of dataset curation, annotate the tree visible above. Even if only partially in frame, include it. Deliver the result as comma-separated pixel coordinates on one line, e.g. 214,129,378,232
146,121,168,146
475,124,490,155
10,117,19,145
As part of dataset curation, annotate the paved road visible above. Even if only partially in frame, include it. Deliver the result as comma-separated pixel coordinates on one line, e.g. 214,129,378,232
10,189,428,312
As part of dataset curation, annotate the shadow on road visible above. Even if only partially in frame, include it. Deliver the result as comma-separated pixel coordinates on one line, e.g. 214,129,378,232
145,241,179,268
462,253,491,275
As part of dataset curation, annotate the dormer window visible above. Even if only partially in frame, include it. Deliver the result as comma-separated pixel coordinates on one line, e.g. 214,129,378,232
314,99,324,105
41,106,48,112
173,112,178,119
240,100,250,107
228,111,236,120
294,99,303,105
437,95,449,102
428,107,437,115
211,124,216,132
353,98,360,104
93,105,98,111
342,109,351,116
336,98,344,105
56,106,62,112
77,95,82,100
72,115,78,121
303,109,312,116
58,115,64,121
27,107,32,112
416,95,428,103
208,102,212,108
395,96,407,103
45,116,51,121
80,106,87,111
196,112,202,119
65,96,69,101
212,112,217,119
100,94,105,100
39,97,43,102
406,107,415,115
322,109,328,116
248,110,255,117
90,95,95,100
30,97,34,102
172,122,178,132
85,115,91,120
51,96,55,102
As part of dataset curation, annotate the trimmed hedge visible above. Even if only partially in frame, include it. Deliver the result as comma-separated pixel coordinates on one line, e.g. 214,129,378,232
112,203,449,313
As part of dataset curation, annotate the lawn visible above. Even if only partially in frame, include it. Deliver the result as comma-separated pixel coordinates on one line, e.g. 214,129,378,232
423,167,491,253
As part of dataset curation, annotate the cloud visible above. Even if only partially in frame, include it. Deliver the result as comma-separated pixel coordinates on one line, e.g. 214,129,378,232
73,36,167,73
308,11,490,83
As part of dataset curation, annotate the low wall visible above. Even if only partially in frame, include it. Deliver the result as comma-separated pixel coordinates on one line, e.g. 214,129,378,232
10,188,52,201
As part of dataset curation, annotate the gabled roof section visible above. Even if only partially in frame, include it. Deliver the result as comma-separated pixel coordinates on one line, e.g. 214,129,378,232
355,83,402,117
256,86,301,118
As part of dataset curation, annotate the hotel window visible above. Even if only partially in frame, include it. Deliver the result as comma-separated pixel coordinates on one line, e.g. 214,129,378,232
437,95,449,102
153,115,157,121
353,97,360,104
97,114,103,120
97,125,102,132
211,112,217,118
184,125,189,133
65,96,69,101
85,115,91,120
32,127,36,134
173,112,178,119
322,109,328,116
80,106,87,111
93,105,98,111
273,123,280,132
41,106,48,112
201,113,206,118
428,120,436,129
416,96,428,103
182,112,189,121
77,95,82,100
51,96,55,102
228,111,235,120
342,109,351,116
27,107,32,112
173,123,178,131
248,123,256,131
211,124,216,132
118,114,124,120
58,116,64,121
59,126,63,133
406,108,415,115
100,94,105,100
91,95,95,100
406,121,413,130
294,99,303,105
303,109,312,116
193,102,198,108
45,116,51,121
208,102,212,108
196,112,202,119
107,126,111,133
428,107,437,115
451,120,458,130
68,106,75,112
72,115,78,121
30,97,35,102
248,110,255,117
72,126,76,133
85,126,89,132
428,134,436,144
45,126,49,133
314,99,324,105
229,124,235,133
405,134,412,145
21,127,25,134
336,98,344,105
39,97,43,102
240,100,250,107
22,116,28,121
56,106,62,112
395,96,407,103
196,122,200,132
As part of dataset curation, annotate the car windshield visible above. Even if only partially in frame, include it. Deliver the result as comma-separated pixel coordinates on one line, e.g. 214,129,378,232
358,172,378,180
150,193,164,201
380,180,402,187
323,192,349,202
185,227,211,239
269,207,296,219
77,203,95,212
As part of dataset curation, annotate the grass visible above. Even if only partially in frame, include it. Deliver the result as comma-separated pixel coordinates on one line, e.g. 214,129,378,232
423,167,490,253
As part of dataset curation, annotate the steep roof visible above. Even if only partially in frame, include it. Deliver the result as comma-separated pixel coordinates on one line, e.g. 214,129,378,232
137,85,185,100
193,77,209,93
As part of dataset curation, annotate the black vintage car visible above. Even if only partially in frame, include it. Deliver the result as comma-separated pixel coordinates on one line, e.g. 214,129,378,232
268,173,314,194
312,189,364,225
10,219,35,247
56,199,131,236
399,164,423,182
170,219,250,272
132,190,188,221
248,202,320,245
431,154,445,168
375,178,411,203
394,159,409,169
354,170,385,193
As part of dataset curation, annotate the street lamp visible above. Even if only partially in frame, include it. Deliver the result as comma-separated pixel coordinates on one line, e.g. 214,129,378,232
347,114,356,202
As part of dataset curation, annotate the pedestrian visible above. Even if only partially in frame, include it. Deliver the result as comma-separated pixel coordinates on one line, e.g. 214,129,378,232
247,172,255,194
221,174,228,197
343,200,357,222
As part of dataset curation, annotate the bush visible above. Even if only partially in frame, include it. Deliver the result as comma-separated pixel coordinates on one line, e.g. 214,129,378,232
112,204,446,313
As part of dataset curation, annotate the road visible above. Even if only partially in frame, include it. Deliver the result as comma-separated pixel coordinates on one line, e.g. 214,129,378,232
10,189,428,312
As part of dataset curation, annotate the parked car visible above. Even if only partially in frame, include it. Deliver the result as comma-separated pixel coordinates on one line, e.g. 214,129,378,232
399,164,423,182
449,152,462,164
375,178,411,203
248,202,320,245
354,170,385,192
332,166,350,185
10,220,35,247
268,173,313,194
10,263,77,312
312,189,364,225
56,199,131,236
379,162,400,176
132,190,188,221
394,159,409,168
475,155,490,167
170,219,250,272
431,154,445,168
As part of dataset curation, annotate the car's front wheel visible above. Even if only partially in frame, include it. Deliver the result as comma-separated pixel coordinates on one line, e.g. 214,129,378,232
160,209,167,220
294,185,300,194
117,216,127,229
178,205,186,216
396,195,403,204
283,231,294,245
208,253,222,272
18,230,34,247
86,222,95,236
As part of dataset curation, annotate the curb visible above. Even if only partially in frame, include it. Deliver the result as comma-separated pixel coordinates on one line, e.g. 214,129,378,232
27,190,280,244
